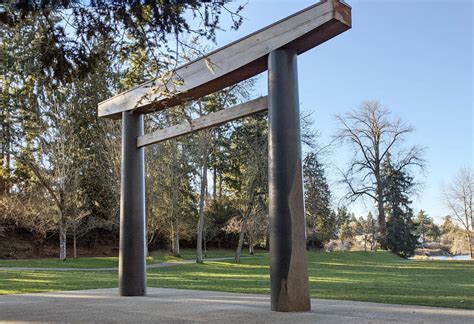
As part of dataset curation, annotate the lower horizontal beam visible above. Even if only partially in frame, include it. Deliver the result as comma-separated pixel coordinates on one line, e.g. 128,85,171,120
137,96,268,148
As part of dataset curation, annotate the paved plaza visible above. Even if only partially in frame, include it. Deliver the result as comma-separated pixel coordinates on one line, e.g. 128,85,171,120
1,288,473,323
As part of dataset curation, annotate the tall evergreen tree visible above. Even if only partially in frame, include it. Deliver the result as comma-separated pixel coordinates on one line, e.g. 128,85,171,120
335,206,351,230
413,210,440,247
414,210,429,247
2,2,246,83
303,152,334,248
382,154,418,258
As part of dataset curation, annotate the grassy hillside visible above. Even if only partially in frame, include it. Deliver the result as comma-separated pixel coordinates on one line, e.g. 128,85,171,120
1,250,473,309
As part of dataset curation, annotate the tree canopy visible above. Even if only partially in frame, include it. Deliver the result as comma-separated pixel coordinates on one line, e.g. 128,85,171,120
1,1,244,83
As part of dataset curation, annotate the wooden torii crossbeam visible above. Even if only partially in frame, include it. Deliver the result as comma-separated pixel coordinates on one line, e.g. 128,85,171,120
98,0,351,119
98,0,351,312
137,96,268,147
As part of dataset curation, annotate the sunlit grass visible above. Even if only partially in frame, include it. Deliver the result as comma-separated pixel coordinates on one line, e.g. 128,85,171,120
145,251,474,309
0,257,121,269
0,250,473,309
0,270,117,295
0,249,240,268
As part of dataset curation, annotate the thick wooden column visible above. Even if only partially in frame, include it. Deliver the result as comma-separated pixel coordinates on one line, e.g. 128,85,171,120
268,48,311,312
119,111,146,296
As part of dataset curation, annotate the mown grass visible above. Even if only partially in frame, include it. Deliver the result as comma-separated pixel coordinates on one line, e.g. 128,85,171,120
1,250,473,309
0,270,117,295
0,257,122,269
146,251,474,309
0,249,236,268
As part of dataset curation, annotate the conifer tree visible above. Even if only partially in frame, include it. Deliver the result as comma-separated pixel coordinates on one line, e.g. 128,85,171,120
414,210,440,247
303,152,334,248
382,154,418,257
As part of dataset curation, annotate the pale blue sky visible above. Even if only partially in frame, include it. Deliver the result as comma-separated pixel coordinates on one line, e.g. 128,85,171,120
211,0,473,223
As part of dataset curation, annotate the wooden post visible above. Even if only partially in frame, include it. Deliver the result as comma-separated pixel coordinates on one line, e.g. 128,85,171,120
268,48,311,312
119,111,146,296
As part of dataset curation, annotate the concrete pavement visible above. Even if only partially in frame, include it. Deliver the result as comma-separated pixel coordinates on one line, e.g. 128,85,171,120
1,288,473,323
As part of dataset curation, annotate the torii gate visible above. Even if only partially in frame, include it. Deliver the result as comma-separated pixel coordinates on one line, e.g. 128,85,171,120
98,0,351,312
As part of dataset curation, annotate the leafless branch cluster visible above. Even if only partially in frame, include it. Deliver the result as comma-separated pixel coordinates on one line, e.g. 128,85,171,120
443,167,474,257
335,100,426,235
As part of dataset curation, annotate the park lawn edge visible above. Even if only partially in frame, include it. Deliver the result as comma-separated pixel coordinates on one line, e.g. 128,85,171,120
0,251,472,310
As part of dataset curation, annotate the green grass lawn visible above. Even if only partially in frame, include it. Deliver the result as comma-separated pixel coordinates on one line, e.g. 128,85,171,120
1,250,473,309
0,249,236,269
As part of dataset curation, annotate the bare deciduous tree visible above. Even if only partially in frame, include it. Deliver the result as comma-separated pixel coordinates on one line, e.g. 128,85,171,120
18,89,81,260
196,128,211,264
235,177,258,262
335,101,425,244
443,167,473,258
0,191,57,257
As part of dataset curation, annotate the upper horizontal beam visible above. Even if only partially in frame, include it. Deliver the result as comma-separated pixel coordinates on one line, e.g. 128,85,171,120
98,0,351,119
137,96,268,148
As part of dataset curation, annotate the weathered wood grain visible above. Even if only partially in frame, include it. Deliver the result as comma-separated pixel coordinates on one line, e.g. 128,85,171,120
98,0,351,119
137,96,268,147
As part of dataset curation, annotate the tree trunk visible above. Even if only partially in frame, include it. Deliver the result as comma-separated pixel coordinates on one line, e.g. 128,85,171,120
73,224,77,258
59,213,67,260
218,170,223,198
173,220,180,257
1,107,11,194
467,231,473,259
265,232,270,250
170,155,180,256
235,217,248,263
196,141,209,264
37,239,44,258
249,234,254,255
376,177,386,248
371,227,377,251
213,167,217,200
170,220,174,253
364,235,367,252
235,180,257,263
203,227,207,257
145,206,149,258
